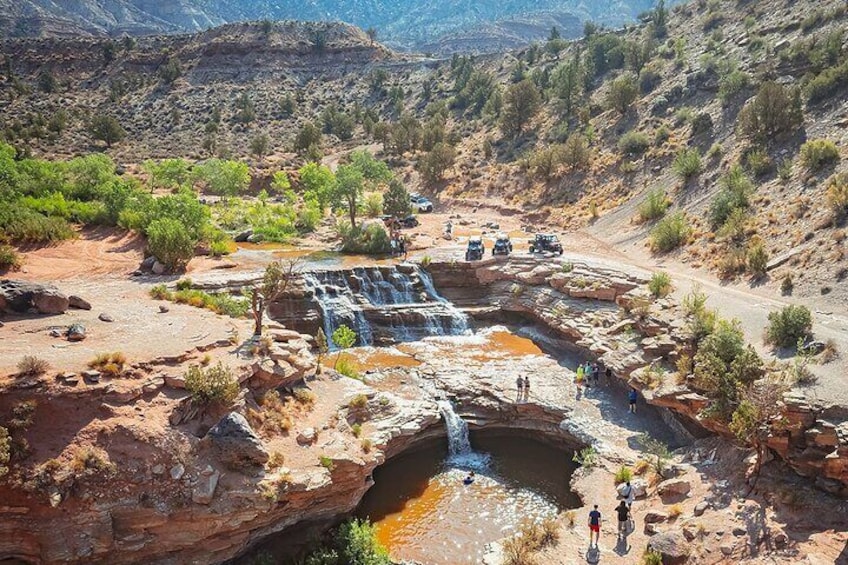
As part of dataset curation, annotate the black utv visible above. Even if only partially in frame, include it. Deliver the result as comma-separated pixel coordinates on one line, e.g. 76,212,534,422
465,236,485,261
529,233,563,255
492,233,512,256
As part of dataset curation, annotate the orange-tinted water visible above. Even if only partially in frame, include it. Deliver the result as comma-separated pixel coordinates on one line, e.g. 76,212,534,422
325,347,422,372
357,436,580,565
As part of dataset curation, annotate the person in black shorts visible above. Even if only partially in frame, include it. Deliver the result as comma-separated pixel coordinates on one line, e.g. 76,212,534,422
615,500,630,539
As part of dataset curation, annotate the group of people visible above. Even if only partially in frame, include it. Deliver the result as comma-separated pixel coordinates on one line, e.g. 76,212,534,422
588,480,637,548
575,361,612,388
388,225,408,260
515,375,531,400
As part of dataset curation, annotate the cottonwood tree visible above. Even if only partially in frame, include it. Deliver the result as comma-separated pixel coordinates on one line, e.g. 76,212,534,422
332,325,357,368
383,178,411,217
333,164,365,228
250,259,300,336
730,373,790,494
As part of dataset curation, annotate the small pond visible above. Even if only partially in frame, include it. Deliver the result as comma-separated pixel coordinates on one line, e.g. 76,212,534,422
355,433,581,565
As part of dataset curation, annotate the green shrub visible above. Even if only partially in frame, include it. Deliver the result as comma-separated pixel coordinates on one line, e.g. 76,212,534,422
765,305,813,348
572,446,599,468
781,274,794,295
718,69,750,105
0,203,76,243
149,284,172,300
0,427,9,479
709,166,752,229
826,172,848,219
650,211,690,252
606,73,639,114
614,465,633,484
618,131,651,155
744,148,772,177
800,139,840,171
642,549,663,565
335,518,390,565
363,192,383,218
337,222,391,255
649,272,673,298
184,362,239,405
747,238,769,277
654,125,671,146
805,60,848,104
170,288,249,318
0,244,21,271
146,217,195,271
319,455,335,470
638,189,669,222
673,148,702,179
738,82,803,141
336,357,361,380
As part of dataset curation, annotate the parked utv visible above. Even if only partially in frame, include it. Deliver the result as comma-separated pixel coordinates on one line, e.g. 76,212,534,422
529,233,563,255
492,233,512,256
465,236,485,261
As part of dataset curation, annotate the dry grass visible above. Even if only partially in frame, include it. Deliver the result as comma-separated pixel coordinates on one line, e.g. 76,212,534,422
87,352,127,376
17,356,49,377
502,518,560,565
668,503,683,518
267,451,285,469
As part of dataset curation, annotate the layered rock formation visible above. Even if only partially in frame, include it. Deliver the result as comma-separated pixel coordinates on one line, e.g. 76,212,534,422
425,257,848,496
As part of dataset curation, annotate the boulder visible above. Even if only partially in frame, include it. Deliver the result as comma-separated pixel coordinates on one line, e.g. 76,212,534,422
647,531,690,564
170,463,185,480
249,358,301,391
297,428,317,445
693,501,709,517
234,230,253,243
68,295,92,310
203,412,269,470
657,478,691,496
152,261,166,275
98,313,114,323
191,466,220,505
140,255,156,269
0,280,69,314
644,511,669,524
67,324,86,341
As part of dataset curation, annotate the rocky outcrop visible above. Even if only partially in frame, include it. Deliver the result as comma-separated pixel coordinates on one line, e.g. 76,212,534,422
424,258,848,495
0,279,69,315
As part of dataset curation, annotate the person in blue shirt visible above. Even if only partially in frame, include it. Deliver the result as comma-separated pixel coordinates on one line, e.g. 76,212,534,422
629,387,638,413
588,504,602,547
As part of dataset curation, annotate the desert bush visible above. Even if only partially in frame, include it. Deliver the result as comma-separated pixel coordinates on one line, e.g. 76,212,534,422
826,172,848,220
572,446,599,468
149,284,172,300
738,82,803,141
649,272,673,298
673,148,702,179
614,465,633,484
747,238,769,277
417,142,456,183
185,362,239,405
800,139,840,171
709,166,752,229
744,148,773,177
335,356,361,380
70,446,116,477
618,131,651,155
351,423,362,437
319,455,335,470
650,211,690,252
765,305,813,348
0,427,9,478
668,504,683,518
654,125,671,146
87,114,125,147
500,79,542,136
606,73,639,114
294,388,316,407
717,245,748,279
146,217,194,271
638,189,669,222
806,60,848,104
363,192,383,218
0,244,21,271
562,133,591,170
718,69,750,105
690,112,713,135
348,394,369,411
642,549,664,565
17,356,49,376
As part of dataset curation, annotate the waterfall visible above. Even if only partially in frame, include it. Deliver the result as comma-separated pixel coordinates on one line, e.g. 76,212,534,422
301,265,471,348
418,269,470,334
438,400,472,456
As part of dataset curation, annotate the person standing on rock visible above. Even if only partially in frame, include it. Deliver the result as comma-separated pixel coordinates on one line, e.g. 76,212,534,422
628,387,639,413
576,363,584,387
604,365,612,386
588,504,602,548
615,500,630,539
516,375,524,400
523,376,530,400
591,363,599,386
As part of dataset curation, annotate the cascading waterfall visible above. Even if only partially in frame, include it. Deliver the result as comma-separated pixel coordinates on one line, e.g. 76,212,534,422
437,400,472,456
302,265,470,348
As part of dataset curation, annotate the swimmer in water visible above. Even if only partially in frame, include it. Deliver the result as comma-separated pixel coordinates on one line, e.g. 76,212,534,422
463,471,475,485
